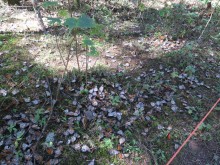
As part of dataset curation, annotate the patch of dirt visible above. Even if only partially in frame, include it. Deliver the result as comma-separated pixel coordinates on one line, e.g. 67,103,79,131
175,138,220,165
16,32,186,73
0,7,47,32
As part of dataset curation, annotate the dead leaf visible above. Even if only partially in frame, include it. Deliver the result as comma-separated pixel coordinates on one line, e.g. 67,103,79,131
82,116,88,129
159,35,166,40
117,144,122,151
0,89,7,96
118,153,123,159
119,137,125,145
81,145,90,152
167,133,171,140
46,147,54,155
109,149,119,155
5,74,12,79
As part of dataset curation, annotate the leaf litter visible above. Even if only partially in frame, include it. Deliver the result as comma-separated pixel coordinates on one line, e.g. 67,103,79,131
0,19,220,165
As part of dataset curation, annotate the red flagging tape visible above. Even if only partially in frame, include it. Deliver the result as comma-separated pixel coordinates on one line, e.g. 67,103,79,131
166,98,220,165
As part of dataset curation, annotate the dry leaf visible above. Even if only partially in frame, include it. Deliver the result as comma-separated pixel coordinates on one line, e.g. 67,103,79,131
159,35,166,40
117,144,122,151
46,147,54,155
118,153,123,159
119,137,125,145
82,116,88,129
5,74,12,79
167,133,171,140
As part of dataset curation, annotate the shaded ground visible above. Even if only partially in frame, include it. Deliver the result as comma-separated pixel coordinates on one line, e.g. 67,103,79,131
174,116,220,165
0,0,220,165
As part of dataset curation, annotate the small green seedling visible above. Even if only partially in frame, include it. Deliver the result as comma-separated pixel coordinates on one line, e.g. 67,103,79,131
184,65,196,76
34,109,47,127
7,122,17,133
198,123,212,131
15,131,25,148
171,71,179,78
80,89,89,95
110,95,121,106
100,138,114,149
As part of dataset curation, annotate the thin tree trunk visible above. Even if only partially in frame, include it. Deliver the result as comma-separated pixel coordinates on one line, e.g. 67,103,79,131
85,45,88,87
75,34,81,71
31,0,46,32
67,0,73,17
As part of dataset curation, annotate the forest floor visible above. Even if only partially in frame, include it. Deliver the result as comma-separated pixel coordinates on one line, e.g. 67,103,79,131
0,0,220,165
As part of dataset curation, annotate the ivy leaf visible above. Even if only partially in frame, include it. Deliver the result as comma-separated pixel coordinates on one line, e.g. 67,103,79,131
83,37,94,46
78,14,95,29
58,9,69,18
87,46,99,57
47,17,61,25
15,141,19,148
138,3,145,12
215,106,220,111
64,18,78,31
185,65,196,75
159,9,166,17
89,24,104,37
199,0,209,4
171,71,178,78
16,130,25,139
42,1,59,8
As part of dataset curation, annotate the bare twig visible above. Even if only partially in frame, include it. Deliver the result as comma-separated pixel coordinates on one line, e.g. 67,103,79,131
198,1,220,41
85,45,89,87
0,5,33,8
64,36,76,72
55,35,68,71
67,0,73,17
74,33,81,71
129,127,158,165
31,0,46,32
198,11,214,41
68,37,75,59
55,30,81,73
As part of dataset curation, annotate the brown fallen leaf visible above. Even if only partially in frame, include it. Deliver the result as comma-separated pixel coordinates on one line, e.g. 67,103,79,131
82,116,88,129
117,144,122,151
46,147,54,155
118,153,123,159
159,35,166,41
0,149,13,159
5,74,12,79
47,107,52,111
